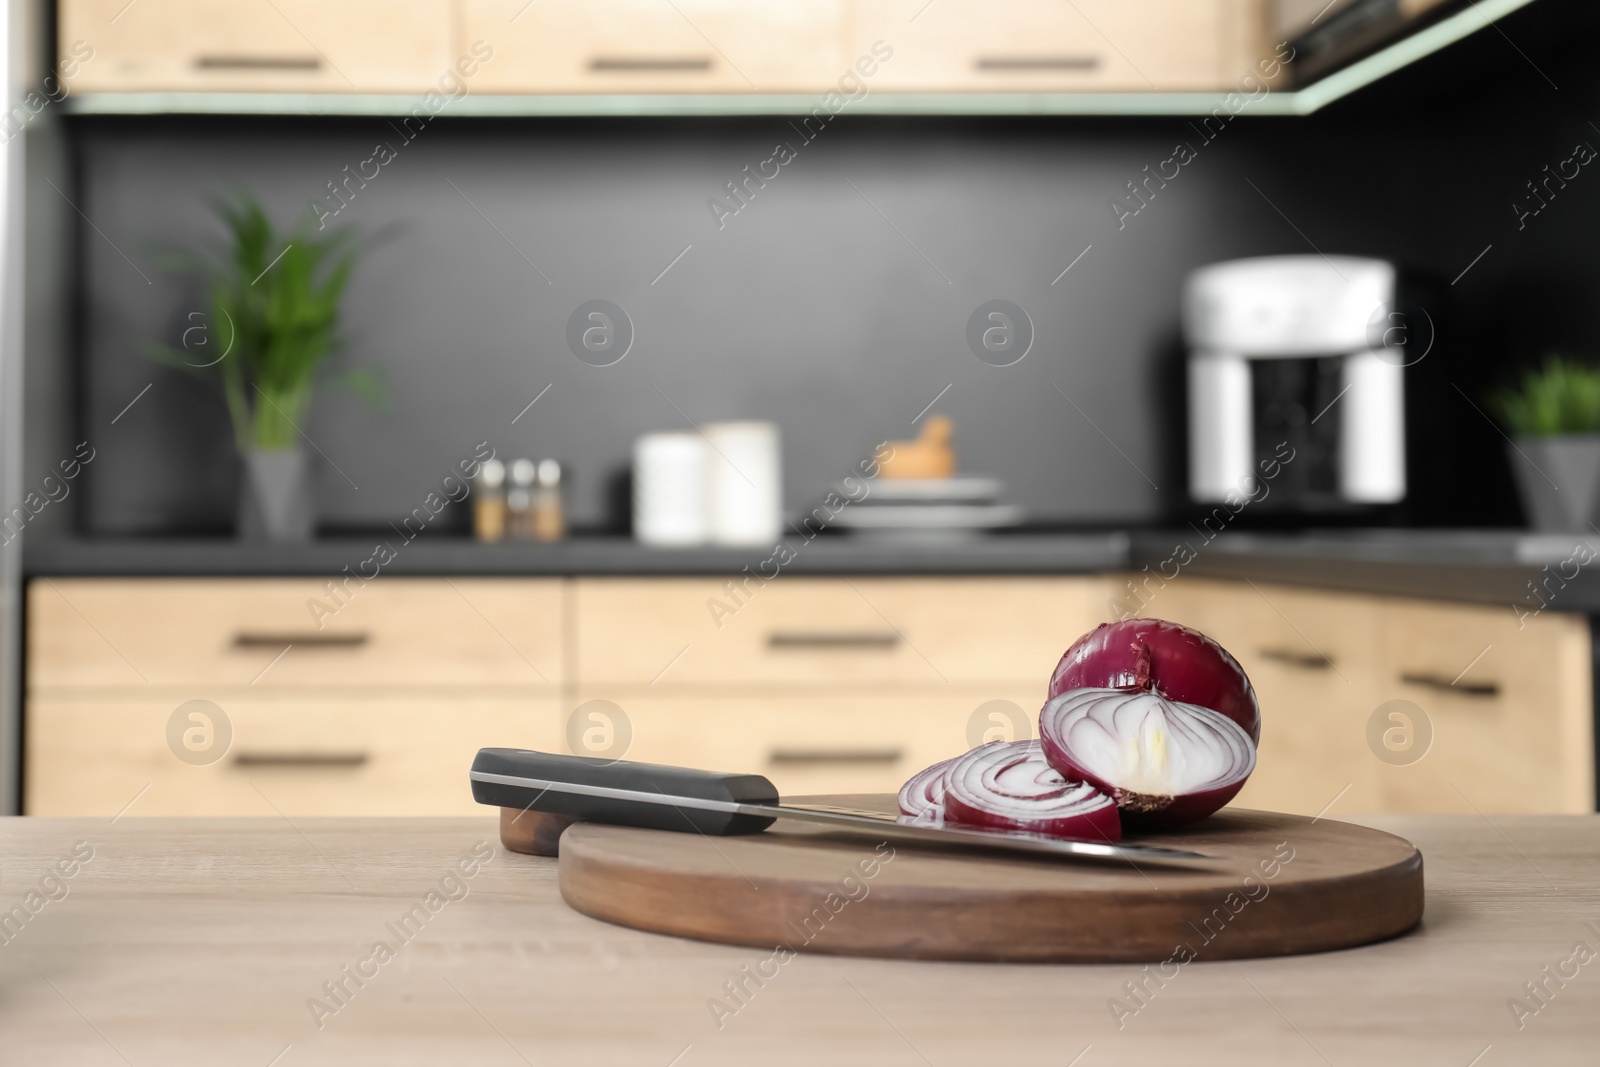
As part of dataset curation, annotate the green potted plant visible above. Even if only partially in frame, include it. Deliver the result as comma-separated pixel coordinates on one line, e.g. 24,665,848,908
151,197,371,540
1490,356,1600,532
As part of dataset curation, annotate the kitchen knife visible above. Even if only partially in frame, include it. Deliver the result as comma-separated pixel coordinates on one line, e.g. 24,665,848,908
470,747,1213,867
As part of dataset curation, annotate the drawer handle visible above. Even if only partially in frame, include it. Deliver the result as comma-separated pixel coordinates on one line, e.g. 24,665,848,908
195,55,322,71
767,631,901,650
1258,647,1334,670
974,55,1101,72
233,632,368,649
1400,673,1501,698
588,56,714,73
768,748,905,765
233,751,369,768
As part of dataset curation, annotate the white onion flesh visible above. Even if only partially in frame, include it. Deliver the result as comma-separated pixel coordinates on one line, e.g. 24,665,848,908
896,757,954,825
1043,688,1255,795
945,740,1117,831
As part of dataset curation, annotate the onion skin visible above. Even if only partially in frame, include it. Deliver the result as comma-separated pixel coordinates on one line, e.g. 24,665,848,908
1039,689,1256,831
1048,618,1261,744
941,740,1122,842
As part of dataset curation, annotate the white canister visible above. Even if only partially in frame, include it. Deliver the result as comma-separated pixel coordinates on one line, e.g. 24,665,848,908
633,432,710,546
704,421,781,547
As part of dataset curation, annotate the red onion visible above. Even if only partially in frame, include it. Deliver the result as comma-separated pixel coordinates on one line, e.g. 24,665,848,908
1039,687,1256,830
940,740,1121,842
1048,618,1261,743
896,756,956,825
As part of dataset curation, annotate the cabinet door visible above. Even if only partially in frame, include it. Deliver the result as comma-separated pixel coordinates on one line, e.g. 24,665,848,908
571,690,1042,796
61,0,454,93
28,578,563,693
27,696,561,816
848,0,1252,93
575,577,1113,690
1128,578,1383,817
462,0,844,94
1375,601,1593,814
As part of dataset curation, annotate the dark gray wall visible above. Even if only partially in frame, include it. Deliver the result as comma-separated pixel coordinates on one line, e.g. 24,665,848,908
63,0,1600,536
73,114,1304,535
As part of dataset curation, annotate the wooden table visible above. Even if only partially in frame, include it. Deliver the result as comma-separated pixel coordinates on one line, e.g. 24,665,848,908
1,814,1597,1065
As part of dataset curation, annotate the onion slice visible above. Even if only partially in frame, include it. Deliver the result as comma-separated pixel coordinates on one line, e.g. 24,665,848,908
1040,687,1256,830
941,740,1121,842
896,756,956,826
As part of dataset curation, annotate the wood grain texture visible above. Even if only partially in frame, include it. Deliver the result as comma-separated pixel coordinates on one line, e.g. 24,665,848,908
553,796,1424,962
461,0,845,94
60,0,454,93
1126,578,1595,815
28,697,562,816
573,576,1112,687
2,814,1597,1065
28,577,564,692
848,0,1239,92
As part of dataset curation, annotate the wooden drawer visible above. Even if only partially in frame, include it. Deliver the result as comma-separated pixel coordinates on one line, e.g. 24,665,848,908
462,0,844,94
573,690,1041,796
61,0,453,93
574,577,1111,689
1133,578,1384,816
848,0,1253,93
26,696,560,816
1375,601,1593,814
28,578,563,692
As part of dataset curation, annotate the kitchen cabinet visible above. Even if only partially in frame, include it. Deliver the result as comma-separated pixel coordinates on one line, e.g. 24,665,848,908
1375,599,1593,814
64,0,1271,98
28,578,563,692
574,576,1105,688
23,573,1594,816
572,576,1109,795
1144,578,1594,817
59,0,454,94
27,696,561,817
581,691,1045,796
461,0,846,95
848,0,1267,93
25,578,563,817
1141,578,1387,816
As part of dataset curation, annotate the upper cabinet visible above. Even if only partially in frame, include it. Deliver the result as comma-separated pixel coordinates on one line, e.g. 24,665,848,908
55,0,1544,113
61,0,455,94
62,0,1267,97
848,0,1264,94
462,0,846,95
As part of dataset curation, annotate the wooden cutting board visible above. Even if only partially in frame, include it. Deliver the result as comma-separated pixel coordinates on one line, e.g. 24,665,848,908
504,795,1425,963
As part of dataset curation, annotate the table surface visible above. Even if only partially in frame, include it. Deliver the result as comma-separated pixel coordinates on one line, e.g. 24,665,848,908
2,814,1597,1065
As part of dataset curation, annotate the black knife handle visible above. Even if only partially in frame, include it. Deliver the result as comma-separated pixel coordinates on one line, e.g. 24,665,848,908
470,747,779,836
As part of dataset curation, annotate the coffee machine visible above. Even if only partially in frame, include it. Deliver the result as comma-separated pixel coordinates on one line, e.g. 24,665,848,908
1184,255,1413,515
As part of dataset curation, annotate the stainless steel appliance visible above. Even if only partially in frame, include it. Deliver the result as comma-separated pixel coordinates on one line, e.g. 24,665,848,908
1184,255,1409,513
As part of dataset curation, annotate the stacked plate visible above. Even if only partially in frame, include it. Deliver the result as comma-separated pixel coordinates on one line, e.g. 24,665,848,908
830,477,1023,541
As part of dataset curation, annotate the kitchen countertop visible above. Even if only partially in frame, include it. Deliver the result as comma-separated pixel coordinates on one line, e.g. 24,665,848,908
1128,528,1600,611
20,528,1600,610
3,814,1597,1065
20,532,1133,577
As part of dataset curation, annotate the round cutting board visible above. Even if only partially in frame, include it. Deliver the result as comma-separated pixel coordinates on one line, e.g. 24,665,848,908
547,797,1424,963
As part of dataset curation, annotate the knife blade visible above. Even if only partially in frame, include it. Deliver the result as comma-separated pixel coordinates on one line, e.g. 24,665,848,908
469,747,1212,867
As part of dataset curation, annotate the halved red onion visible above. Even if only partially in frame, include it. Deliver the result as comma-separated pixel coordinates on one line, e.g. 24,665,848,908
942,740,1121,842
1039,687,1256,829
1049,618,1261,743
896,755,956,825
